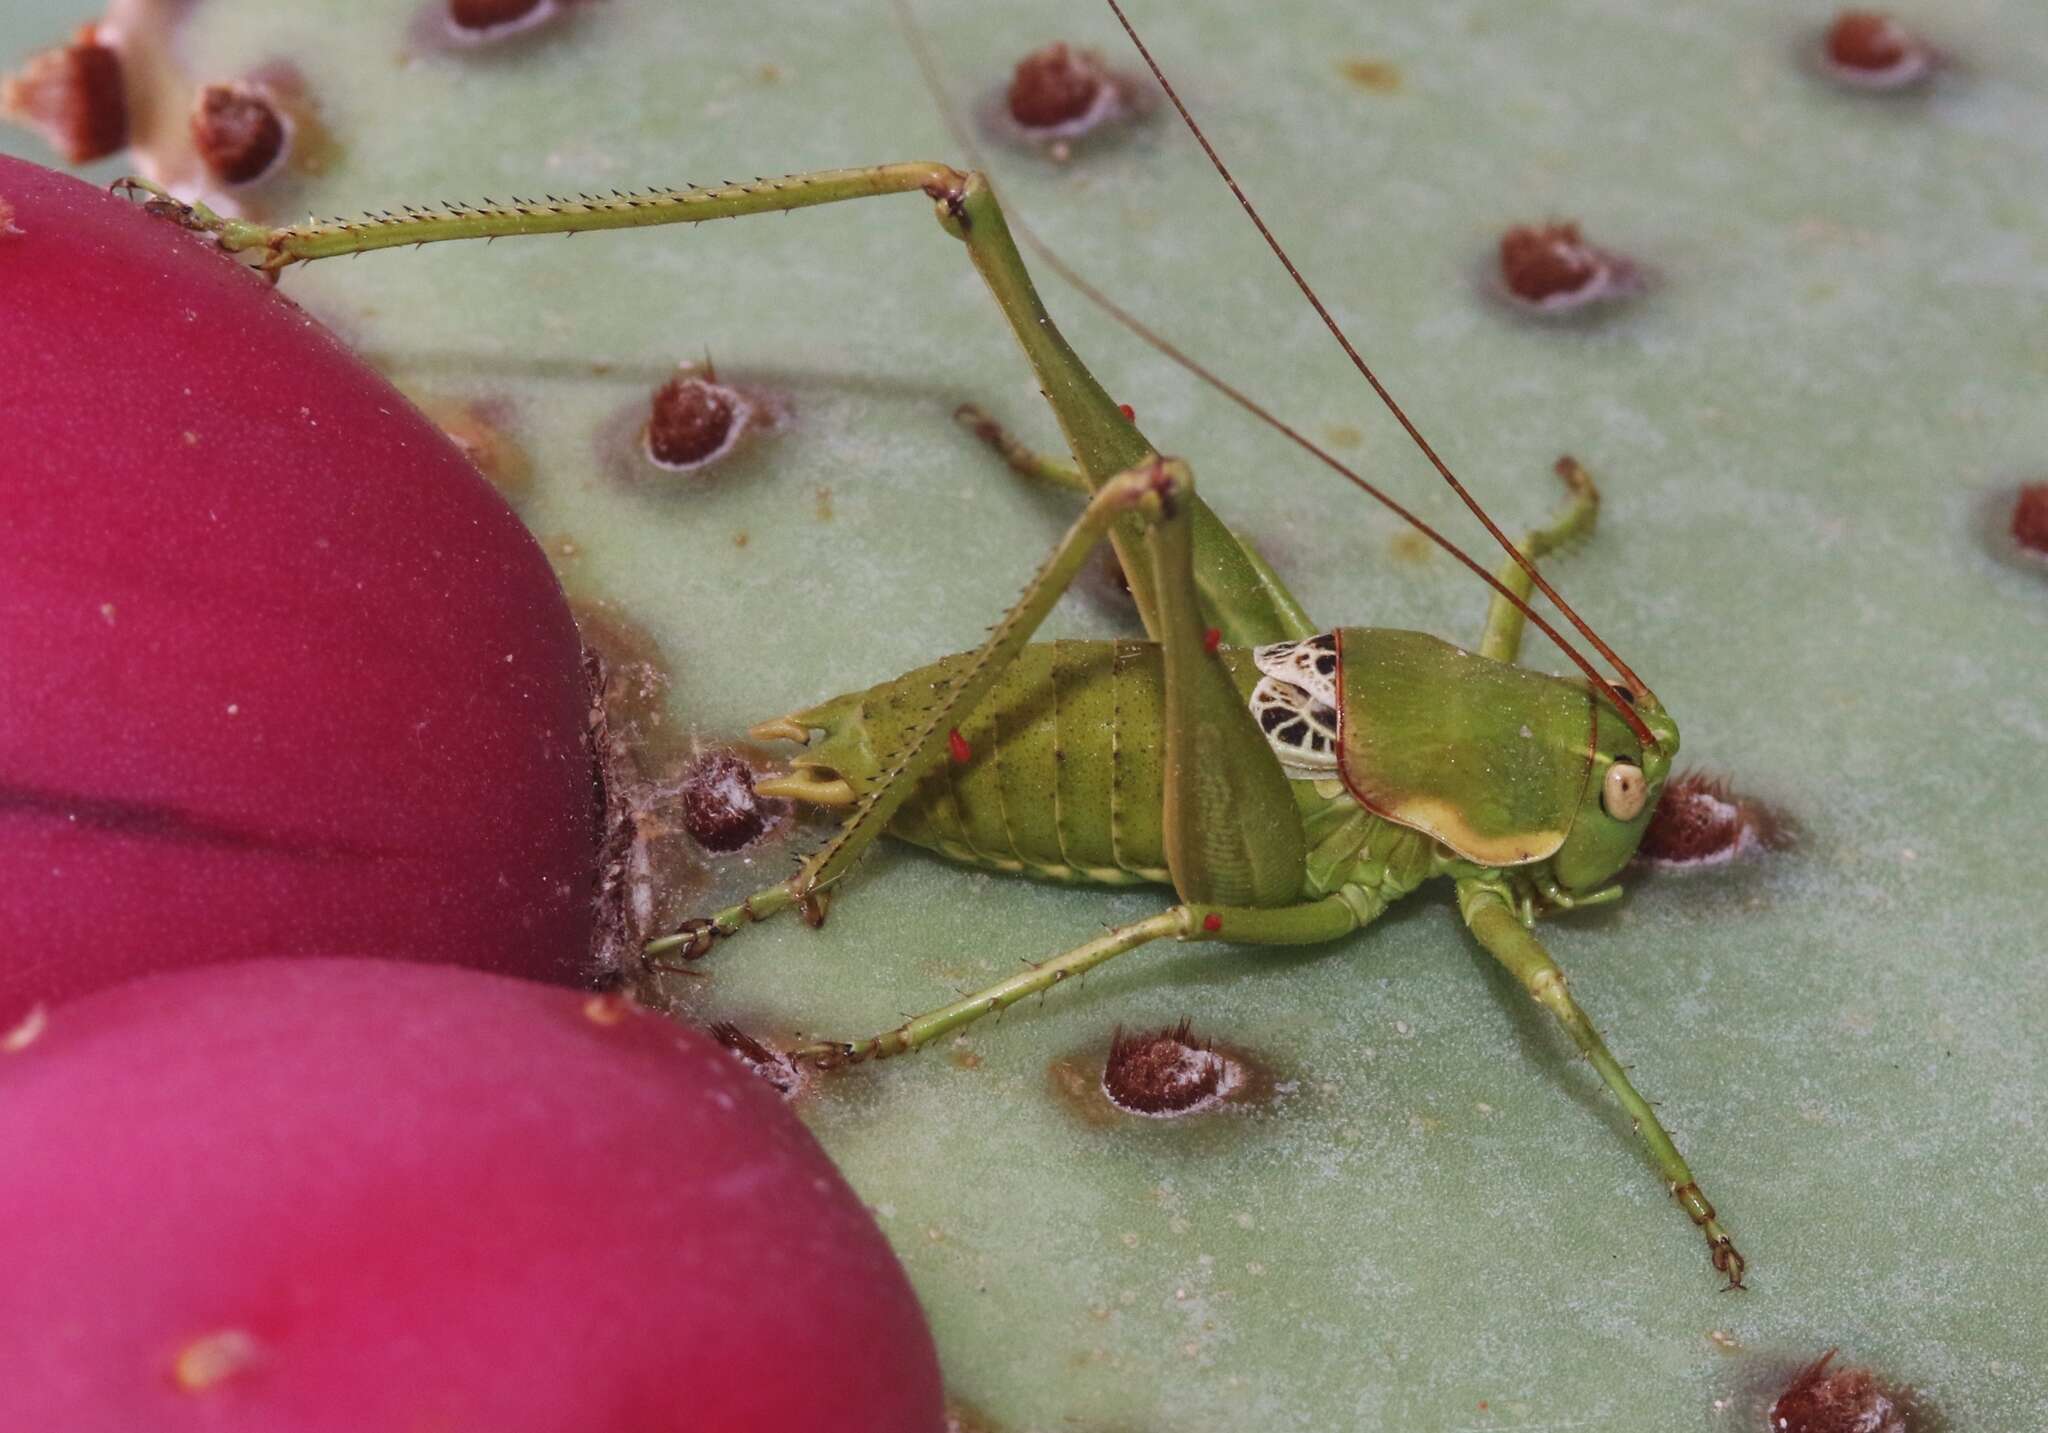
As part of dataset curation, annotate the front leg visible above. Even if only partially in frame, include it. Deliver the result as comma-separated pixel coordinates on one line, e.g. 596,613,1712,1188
1476,457,1599,664
1457,876,1747,1289
953,403,1093,492
952,402,1315,650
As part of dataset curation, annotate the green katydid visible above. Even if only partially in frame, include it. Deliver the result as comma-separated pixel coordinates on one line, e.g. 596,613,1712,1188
125,2,1745,1290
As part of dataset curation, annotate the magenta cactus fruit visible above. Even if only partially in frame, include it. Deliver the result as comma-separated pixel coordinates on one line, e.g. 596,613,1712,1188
0,957,944,1430
0,156,598,1009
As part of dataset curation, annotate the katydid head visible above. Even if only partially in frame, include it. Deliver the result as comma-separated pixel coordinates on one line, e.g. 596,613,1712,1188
1305,629,1676,888
1328,629,1587,867
1550,689,1680,894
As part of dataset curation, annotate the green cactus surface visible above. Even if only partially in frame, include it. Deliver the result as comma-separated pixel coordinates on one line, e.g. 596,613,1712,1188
8,1,2047,1427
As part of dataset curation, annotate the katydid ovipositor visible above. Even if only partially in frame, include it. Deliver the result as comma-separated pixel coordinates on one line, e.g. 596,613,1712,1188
131,4,1744,1289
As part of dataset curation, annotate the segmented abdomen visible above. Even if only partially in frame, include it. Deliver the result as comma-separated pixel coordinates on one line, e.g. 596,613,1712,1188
791,639,1260,886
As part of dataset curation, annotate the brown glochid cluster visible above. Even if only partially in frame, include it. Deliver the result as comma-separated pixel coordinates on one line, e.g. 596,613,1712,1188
190,84,287,186
1769,1350,1918,1433
2,25,127,164
645,374,743,470
1006,43,1110,130
1103,1018,1226,1115
679,751,781,854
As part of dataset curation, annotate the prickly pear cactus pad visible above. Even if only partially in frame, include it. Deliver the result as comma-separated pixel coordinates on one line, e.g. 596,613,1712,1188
8,1,2045,1427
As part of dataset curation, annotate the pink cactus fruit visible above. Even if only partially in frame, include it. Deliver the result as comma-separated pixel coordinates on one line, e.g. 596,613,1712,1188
0,156,599,1011
0,957,945,1431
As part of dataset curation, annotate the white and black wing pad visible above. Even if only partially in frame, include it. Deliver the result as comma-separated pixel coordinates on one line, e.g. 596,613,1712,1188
1249,633,1340,777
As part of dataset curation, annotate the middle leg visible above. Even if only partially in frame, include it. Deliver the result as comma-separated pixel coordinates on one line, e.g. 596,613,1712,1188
794,892,1364,1067
1477,456,1600,664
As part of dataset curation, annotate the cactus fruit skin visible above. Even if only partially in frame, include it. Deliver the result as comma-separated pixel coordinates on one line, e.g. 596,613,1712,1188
0,156,599,1007
0,957,945,1431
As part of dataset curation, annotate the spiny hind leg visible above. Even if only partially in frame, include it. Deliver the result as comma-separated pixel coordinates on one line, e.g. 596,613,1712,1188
794,894,1361,1067
1476,456,1600,664
1457,877,1746,1289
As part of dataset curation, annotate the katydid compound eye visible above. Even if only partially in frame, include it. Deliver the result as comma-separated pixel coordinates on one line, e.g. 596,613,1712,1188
1602,761,1648,821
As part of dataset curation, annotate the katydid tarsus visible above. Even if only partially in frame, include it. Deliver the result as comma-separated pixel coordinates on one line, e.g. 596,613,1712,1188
124,2,1745,1289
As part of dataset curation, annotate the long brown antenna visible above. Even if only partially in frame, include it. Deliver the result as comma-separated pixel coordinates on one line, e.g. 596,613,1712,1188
985,232,1647,739
1100,0,1655,714
889,0,1657,745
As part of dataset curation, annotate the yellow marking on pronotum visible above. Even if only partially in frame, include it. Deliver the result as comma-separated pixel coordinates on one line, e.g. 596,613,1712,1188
1381,795,1568,868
